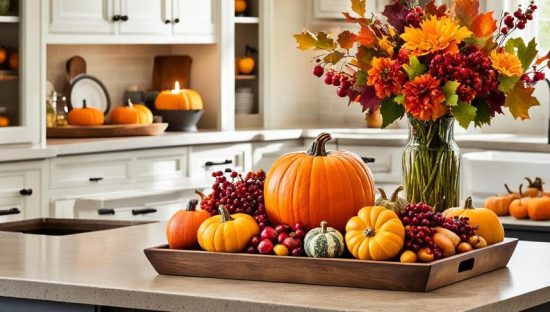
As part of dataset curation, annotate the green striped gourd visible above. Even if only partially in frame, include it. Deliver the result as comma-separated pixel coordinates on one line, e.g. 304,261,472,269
304,221,344,258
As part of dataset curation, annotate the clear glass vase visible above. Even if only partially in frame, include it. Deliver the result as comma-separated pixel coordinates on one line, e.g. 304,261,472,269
402,115,460,212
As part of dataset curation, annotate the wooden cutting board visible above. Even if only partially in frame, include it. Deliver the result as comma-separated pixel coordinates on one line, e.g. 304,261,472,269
46,123,168,138
151,55,192,91
66,56,87,82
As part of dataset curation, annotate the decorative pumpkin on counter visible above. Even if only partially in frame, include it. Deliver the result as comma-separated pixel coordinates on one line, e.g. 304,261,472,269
0,115,9,127
166,199,210,250
509,185,531,219
155,81,204,110
132,103,153,124
197,205,259,253
375,186,407,213
345,206,405,260
484,184,519,216
524,177,541,197
110,99,147,125
527,196,550,221
67,100,105,126
264,132,375,232
443,197,504,245
535,177,550,197
304,221,345,258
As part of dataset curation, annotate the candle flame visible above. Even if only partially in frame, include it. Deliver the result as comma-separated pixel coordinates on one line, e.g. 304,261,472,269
172,81,181,93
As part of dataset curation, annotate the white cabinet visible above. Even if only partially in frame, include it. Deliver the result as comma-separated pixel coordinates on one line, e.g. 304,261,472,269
189,143,252,179
312,0,380,19
118,0,171,35
172,0,215,37
49,0,117,34
0,162,45,222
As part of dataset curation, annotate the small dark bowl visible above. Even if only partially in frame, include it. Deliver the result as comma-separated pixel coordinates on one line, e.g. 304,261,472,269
154,109,204,132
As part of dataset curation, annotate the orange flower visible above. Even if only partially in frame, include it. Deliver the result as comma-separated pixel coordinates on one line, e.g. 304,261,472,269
489,50,523,77
400,16,472,55
402,74,447,121
367,57,406,98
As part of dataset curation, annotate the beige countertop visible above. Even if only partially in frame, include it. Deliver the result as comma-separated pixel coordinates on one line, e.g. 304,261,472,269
0,222,549,311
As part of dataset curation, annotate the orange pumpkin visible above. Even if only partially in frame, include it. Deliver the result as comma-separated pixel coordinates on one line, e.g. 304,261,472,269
527,197,550,221
264,132,375,232
155,88,203,110
110,100,146,124
67,100,105,126
0,47,6,64
132,103,153,124
536,177,550,197
0,115,9,127
166,199,210,249
484,184,518,216
443,197,504,245
509,185,531,219
8,51,18,71
524,177,541,197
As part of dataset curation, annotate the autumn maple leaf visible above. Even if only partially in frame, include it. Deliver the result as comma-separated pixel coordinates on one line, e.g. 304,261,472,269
453,0,479,27
471,11,497,38
504,82,540,120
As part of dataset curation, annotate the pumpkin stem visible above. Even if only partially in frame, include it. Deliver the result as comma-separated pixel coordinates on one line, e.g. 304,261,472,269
185,199,199,211
308,132,332,156
504,184,514,195
195,189,206,200
525,177,535,187
320,221,328,234
463,197,474,209
377,188,388,200
518,184,524,198
127,99,134,107
535,177,544,191
82,99,87,109
390,186,404,202
218,205,234,222
364,227,376,237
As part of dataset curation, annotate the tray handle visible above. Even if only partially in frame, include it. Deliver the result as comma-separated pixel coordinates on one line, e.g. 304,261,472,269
458,258,475,273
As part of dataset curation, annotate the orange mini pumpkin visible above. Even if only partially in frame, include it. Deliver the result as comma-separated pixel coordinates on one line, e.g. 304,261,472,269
527,197,550,221
166,199,210,250
524,177,541,197
484,184,518,216
67,100,105,126
509,185,531,219
110,99,146,124
264,132,375,232
155,88,203,110
132,103,153,124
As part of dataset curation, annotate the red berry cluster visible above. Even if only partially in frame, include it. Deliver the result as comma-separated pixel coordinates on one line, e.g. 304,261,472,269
405,7,424,28
429,49,498,102
312,66,357,98
399,203,478,260
199,170,269,229
501,1,537,34
521,70,546,85
246,222,306,256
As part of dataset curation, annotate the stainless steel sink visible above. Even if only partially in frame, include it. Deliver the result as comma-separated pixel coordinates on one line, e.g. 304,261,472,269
0,218,155,236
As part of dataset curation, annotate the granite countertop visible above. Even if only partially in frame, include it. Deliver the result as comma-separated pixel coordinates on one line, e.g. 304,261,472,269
0,222,549,311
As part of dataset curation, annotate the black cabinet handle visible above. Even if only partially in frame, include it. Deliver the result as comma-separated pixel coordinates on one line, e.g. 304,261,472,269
0,208,20,216
205,159,232,167
98,208,115,215
174,18,180,24
132,208,157,215
112,14,120,21
361,157,376,164
89,177,104,182
19,188,33,196
165,19,171,24
121,15,129,21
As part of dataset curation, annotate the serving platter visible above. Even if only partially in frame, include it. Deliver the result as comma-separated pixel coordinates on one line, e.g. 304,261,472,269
144,238,517,292
46,123,168,138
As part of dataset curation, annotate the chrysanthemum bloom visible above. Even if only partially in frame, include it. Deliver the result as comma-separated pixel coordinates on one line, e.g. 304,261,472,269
400,16,472,55
367,57,406,98
489,50,523,77
402,74,448,121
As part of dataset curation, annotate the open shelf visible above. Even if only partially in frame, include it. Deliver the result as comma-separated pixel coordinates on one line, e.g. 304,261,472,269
235,113,261,129
235,74,256,80
0,15,19,23
0,70,17,81
234,16,259,24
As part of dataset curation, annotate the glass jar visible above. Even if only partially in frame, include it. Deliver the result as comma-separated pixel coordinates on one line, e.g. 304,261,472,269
402,115,460,212
55,95,68,127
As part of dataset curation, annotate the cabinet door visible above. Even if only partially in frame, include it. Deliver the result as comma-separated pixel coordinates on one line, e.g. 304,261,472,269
119,0,171,35
0,169,40,222
49,0,117,34
172,0,215,38
189,143,252,179
312,0,377,19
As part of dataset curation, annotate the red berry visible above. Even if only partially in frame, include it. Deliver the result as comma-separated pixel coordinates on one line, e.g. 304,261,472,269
282,237,301,251
278,232,289,244
250,235,260,247
275,224,289,233
514,11,522,19
312,65,324,77
336,87,349,97
246,246,257,254
324,74,333,85
295,229,306,238
257,239,274,254
331,75,341,86
534,72,545,81
291,247,304,257
517,22,526,29
501,27,508,35
293,222,304,231
504,15,514,27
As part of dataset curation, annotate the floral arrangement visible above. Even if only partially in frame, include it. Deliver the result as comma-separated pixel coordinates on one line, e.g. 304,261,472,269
294,0,546,128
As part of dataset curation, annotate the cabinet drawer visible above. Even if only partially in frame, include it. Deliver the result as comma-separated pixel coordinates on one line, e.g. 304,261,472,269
338,145,402,183
0,165,42,222
133,148,188,182
75,203,183,221
50,154,132,189
189,143,252,178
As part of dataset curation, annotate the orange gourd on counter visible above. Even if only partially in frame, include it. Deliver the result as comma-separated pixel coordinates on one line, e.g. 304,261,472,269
443,197,504,245
132,103,153,124
527,197,550,221
67,100,105,126
524,177,541,197
509,185,531,219
484,184,518,216
166,199,210,250
264,132,375,232
110,100,147,125
155,89,203,110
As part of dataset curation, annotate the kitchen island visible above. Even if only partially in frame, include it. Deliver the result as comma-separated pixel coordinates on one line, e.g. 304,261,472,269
0,222,549,311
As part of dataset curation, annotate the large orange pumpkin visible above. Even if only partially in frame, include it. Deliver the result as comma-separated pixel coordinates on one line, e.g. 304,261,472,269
155,89,203,110
166,199,210,249
264,132,375,232
67,100,105,126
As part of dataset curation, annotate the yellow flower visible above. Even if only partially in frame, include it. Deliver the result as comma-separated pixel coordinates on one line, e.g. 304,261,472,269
378,36,394,55
400,16,473,55
489,50,523,77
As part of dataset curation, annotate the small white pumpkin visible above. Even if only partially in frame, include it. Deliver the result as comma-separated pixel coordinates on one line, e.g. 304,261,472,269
304,221,345,258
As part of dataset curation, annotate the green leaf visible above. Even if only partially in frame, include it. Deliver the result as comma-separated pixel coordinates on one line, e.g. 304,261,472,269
355,70,368,86
473,99,491,127
315,32,335,50
380,97,405,128
442,81,460,106
452,101,477,129
351,0,367,18
402,56,427,80
505,38,538,71
323,51,345,64
504,81,540,120
293,31,317,50
394,94,404,105
498,75,518,93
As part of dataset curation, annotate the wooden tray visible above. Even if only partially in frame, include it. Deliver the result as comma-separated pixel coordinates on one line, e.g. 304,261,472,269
144,238,517,292
46,123,168,138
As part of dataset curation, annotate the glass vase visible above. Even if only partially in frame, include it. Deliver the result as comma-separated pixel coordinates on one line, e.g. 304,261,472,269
402,115,460,212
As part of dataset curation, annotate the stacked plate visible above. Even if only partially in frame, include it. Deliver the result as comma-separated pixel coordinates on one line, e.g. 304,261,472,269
235,87,254,114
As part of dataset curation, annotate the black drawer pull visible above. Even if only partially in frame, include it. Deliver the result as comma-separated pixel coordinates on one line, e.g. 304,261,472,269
98,208,115,215
132,208,157,215
19,188,33,196
89,177,104,182
112,14,121,21
361,157,376,164
225,168,232,173
121,15,129,22
165,19,171,24
205,159,232,167
0,208,21,216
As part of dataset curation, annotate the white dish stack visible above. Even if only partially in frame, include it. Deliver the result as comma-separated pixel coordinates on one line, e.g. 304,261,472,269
235,87,254,114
